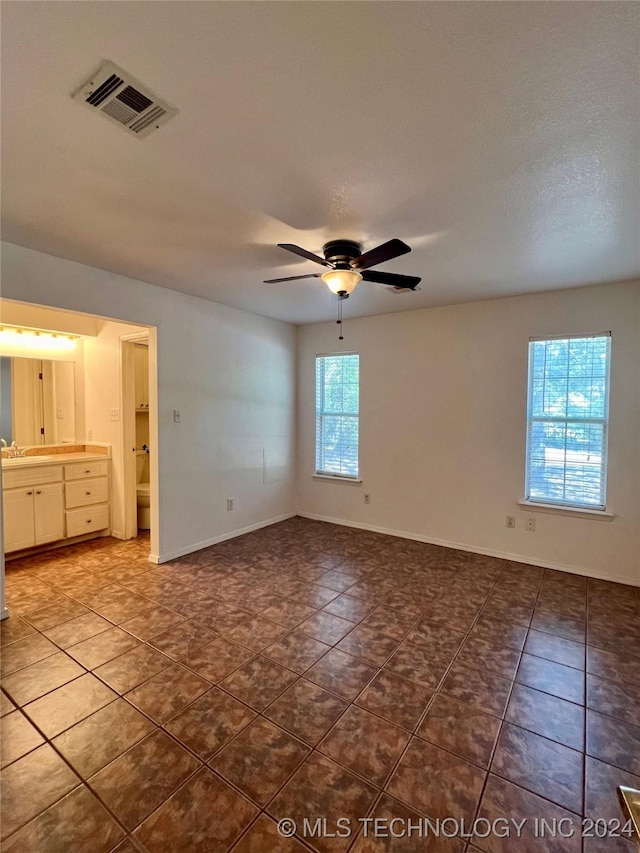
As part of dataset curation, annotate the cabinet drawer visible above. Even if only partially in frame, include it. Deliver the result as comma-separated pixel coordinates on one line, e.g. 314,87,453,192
64,461,108,481
65,477,109,509
65,503,110,537
3,465,63,489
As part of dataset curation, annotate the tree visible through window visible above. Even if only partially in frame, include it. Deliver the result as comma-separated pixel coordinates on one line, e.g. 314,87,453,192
525,334,611,509
316,353,359,478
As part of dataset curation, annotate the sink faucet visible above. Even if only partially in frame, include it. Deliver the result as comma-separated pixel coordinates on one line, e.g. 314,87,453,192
7,441,27,458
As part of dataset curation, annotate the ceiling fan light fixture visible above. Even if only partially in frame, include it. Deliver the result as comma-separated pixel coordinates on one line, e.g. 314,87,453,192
321,269,362,295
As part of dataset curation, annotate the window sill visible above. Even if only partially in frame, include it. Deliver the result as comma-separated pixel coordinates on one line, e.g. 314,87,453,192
313,474,362,485
519,500,614,521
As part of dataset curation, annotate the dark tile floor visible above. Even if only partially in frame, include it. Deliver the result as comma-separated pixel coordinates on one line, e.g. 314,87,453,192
2,518,640,852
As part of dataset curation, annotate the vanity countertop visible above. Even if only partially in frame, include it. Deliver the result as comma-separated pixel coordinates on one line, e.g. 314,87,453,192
2,450,110,469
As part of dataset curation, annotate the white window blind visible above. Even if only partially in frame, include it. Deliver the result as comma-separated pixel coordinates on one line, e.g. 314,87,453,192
315,353,359,478
525,333,611,509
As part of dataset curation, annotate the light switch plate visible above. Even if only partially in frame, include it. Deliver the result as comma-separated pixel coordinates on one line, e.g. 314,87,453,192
173,409,182,423
110,409,120,421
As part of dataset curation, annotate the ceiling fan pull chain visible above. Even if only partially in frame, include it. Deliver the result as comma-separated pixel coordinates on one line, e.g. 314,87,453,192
337,298,344,341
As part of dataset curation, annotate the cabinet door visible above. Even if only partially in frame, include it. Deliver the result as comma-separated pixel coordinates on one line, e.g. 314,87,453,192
141,350,149,408
34,482,64,545
3,488,35,552
134,345,149,408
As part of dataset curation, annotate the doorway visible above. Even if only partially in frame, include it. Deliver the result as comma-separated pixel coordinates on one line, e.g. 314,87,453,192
0,300,160,585
121,332,158,543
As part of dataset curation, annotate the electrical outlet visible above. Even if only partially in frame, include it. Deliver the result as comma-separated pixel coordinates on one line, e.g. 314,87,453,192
173,409,182,423
505,515,516,528
110,409,120,421
364,493,371,504
87,429,93,441
56,408,64,419
226,498,234,511
526,517,536,532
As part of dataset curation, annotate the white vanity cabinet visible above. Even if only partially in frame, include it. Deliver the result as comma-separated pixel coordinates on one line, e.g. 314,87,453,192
3,465,65,552
2,456,111,554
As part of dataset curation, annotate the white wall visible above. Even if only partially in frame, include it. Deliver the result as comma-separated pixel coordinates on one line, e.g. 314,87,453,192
4,241,637,586
297,281,640,587
1,242,297,561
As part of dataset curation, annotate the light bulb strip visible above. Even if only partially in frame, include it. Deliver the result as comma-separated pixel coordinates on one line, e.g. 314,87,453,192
0,325,78,352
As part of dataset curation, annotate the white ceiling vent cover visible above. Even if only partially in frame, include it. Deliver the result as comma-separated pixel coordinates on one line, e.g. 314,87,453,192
73,61,178,138
388,286,422,294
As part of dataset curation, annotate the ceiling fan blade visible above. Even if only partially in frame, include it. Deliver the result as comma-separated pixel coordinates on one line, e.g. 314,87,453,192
277,243,331,267
351,239,411,270
361,270,421,289
263,274,322,283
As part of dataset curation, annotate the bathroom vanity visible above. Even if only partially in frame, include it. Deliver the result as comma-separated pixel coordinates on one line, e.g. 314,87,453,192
2,447,111,555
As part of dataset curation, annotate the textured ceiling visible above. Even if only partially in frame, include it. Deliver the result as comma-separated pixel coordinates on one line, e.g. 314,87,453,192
1,1,638,324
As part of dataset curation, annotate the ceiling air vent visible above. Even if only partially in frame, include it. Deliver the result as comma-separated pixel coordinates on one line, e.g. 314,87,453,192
387,286,422,294
73,61,178,139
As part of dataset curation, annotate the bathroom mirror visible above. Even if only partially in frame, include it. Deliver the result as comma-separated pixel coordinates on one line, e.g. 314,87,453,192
0,356,77,446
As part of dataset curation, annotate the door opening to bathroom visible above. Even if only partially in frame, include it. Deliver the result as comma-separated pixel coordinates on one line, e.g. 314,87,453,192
121,333,156,542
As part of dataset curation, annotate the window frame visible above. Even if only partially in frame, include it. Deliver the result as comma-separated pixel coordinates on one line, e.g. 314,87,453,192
524,332,611,511
315,351,360,480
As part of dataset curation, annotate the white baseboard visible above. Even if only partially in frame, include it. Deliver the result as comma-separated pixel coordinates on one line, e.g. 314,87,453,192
297,511,640,588
149,511,297,564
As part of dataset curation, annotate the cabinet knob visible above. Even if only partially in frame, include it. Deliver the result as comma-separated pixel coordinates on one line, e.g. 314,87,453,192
84,469,90,474
36,490,42,495
27,490,33,496
86,491,91,496
86,519,92,524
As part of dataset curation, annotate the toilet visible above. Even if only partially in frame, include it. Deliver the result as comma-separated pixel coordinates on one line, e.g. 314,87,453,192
136,451,151,530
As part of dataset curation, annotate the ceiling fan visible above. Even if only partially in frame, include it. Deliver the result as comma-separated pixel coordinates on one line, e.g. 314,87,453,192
264,238,421,299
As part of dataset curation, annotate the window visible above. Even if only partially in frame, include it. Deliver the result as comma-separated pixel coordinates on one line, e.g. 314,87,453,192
525,333,611,509
315,353,359,478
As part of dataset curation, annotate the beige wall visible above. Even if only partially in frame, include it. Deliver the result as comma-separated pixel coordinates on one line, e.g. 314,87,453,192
1,242,297,562
52,361,76,443
0,301,99,337
297,281,640,586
